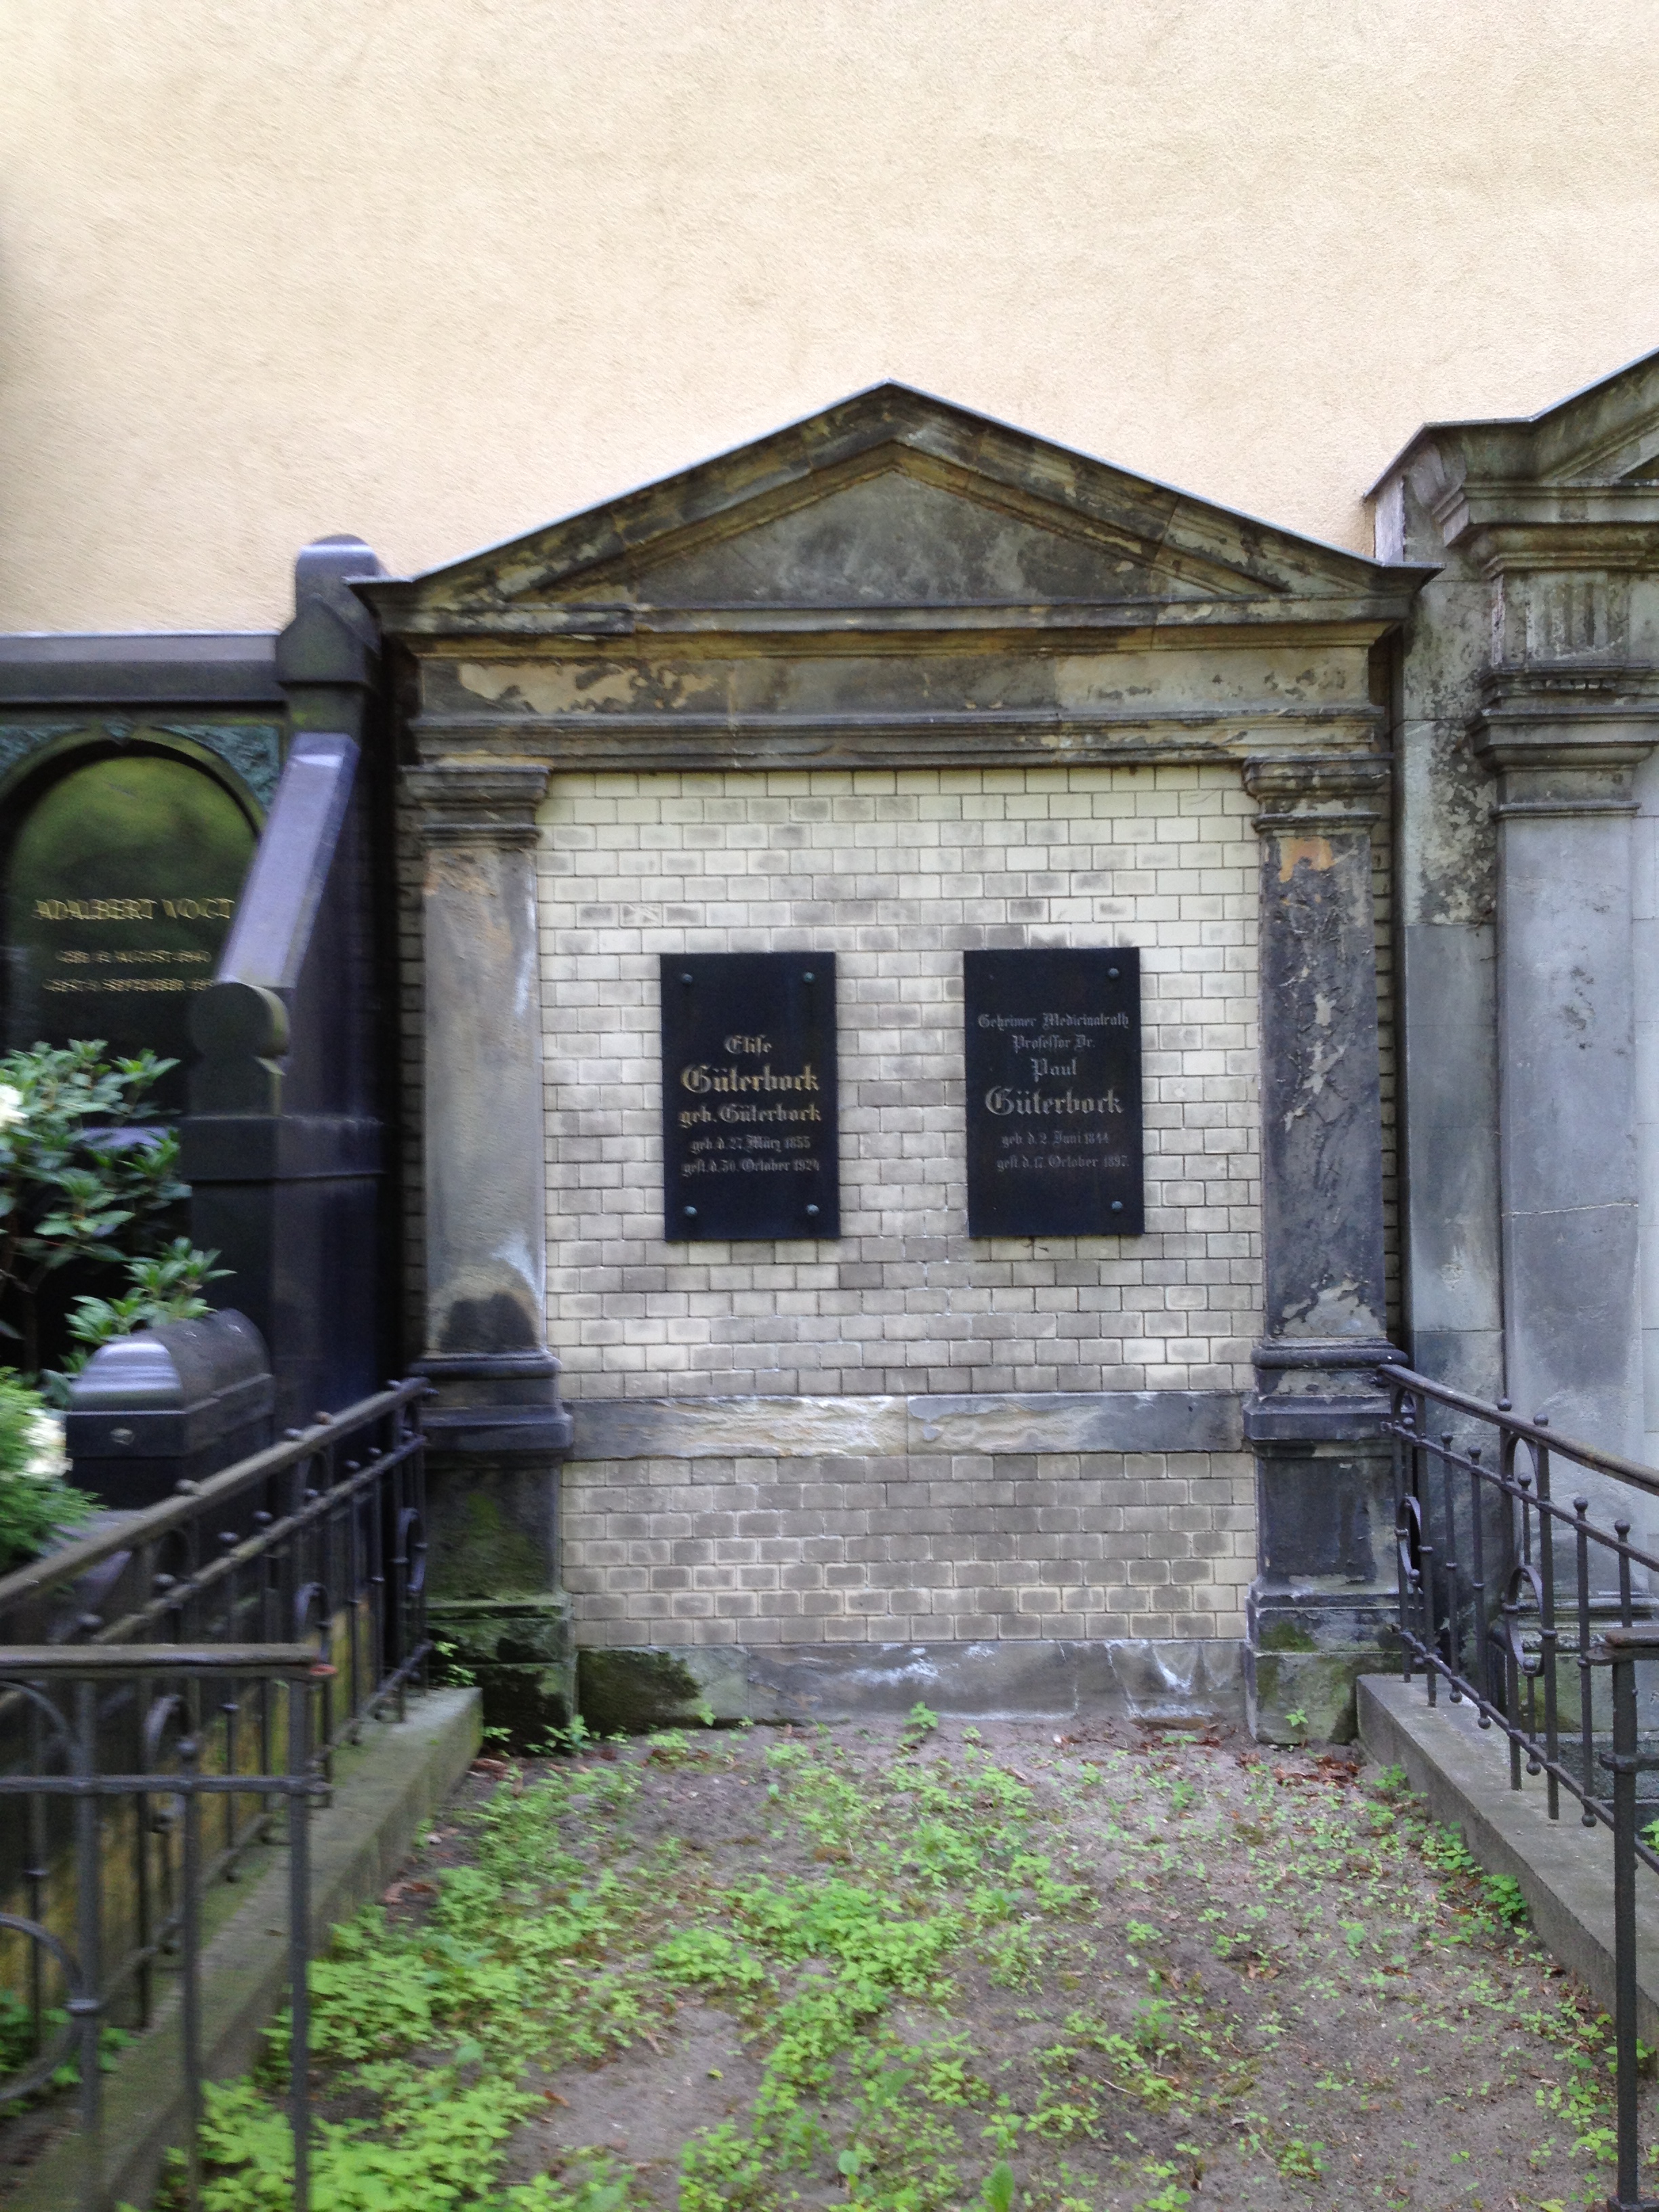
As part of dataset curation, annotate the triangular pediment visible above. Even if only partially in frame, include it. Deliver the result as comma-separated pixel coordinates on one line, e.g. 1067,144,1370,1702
366,385,1417,633
589,456,1229,607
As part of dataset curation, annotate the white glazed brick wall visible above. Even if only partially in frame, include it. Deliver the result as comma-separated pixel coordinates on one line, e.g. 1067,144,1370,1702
537,764,1263,1399
562,1449,1257,1647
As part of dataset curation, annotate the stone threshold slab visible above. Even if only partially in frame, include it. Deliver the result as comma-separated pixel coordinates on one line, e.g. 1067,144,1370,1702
579,1635,1246,1734
569,1388,1243,1462
9,1685,482,2212
1357,1673,1659,2040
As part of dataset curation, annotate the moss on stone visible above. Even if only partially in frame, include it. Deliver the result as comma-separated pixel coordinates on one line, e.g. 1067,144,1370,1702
1257,1622,1319,1653
1250,1648,1370,1744
428,1595,575,1746
428,1491,547,1601
429,1596,571,1668
579,1648,707,1736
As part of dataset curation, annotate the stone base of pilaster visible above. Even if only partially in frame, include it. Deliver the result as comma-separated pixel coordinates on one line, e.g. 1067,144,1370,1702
425,1435,574,1743
1246,1586,1401,1744
425,1450,563,1592
429,1594,575,1744
1246,1376,1401,1742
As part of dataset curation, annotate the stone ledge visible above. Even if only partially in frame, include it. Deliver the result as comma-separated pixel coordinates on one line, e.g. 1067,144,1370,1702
578,1635,1245,1733
1357,1673,1659,2039
8,1686,482,2212
569,1389,1244,1463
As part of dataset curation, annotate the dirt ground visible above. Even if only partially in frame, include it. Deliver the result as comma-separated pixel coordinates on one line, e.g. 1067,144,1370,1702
150,1709,1659,2210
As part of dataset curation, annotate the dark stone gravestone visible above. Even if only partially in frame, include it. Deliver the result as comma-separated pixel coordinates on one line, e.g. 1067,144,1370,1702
660,952,839,1240
963,947,1143,1237
65,1307,274,1509
3,746,257,1111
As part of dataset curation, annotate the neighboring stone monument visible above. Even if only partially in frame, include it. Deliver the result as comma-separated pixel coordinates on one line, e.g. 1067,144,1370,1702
180,536,395,1431
2,741,259,1109
1370,346,1659,1586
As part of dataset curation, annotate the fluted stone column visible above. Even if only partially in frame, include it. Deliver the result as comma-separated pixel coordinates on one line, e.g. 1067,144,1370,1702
1243,754,1399,1741
405,758,573,1734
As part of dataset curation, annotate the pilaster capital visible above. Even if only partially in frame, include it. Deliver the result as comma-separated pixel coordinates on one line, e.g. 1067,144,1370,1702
1243,753,1389,832
403,758,550,849
1471,670,1659,814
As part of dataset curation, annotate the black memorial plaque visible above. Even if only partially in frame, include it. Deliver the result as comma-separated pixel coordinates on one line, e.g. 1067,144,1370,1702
964,947,1143,1238
661,953,839,1241
3,750,257,1113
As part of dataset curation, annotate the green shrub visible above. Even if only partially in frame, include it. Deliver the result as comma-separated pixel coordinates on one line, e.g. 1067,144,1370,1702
53,1235,228,1394
0,1368,94,1574
0,1041,194,1373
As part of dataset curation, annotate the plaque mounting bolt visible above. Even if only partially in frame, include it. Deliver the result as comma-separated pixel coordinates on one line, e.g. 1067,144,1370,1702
1111,1200,1124,1213
684,1205,697,1217
805,1204,819,1217
1108,966,1120,979
802,971,815,983
680,972,693,985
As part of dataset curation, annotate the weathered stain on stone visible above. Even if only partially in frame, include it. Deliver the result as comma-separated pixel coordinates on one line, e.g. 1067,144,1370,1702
566,1389,1243,1462
1256,1621,1317,1653
579,1647,705,1736
1409,718,1495,926
1257,819,1388,1343
1279,1275,1378,1337
438,1291,539,1355
453,655,716,718
1276,832,1334,882
577,1639,1250,1732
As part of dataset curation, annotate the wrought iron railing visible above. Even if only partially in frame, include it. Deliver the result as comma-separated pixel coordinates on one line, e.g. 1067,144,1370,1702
0,1646,325,2212
0,1378,430,2211
1386,1363,1659,2212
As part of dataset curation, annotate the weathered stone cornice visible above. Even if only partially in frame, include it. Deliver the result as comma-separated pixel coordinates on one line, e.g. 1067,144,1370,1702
410,706,1387,777
373,594,1424,642
403,759,550,847
1431,487,1659,561
1479,661,1659,705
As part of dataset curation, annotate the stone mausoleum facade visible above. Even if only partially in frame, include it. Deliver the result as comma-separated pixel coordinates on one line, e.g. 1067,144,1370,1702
369,385,1415,1740
10,352,1659,1740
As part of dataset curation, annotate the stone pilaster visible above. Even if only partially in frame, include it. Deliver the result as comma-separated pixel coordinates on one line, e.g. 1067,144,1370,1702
1242,754,1399,1741
1368,356,1659,1647
404,758,573,1736
1473,678,1656,1465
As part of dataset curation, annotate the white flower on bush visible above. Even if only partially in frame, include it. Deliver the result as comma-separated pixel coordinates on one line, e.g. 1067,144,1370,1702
0,1376,91,1572
0,1082,23,1134
0,1380,68,1482
20,1410,68,1484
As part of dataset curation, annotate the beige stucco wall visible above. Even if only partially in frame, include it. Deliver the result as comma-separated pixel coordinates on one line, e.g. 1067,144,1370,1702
5,1,1659,633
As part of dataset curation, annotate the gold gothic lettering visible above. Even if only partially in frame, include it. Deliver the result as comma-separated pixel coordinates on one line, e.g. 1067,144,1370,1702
33,895,234,922
983,1086,1124,1118
680,1062,821,1096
